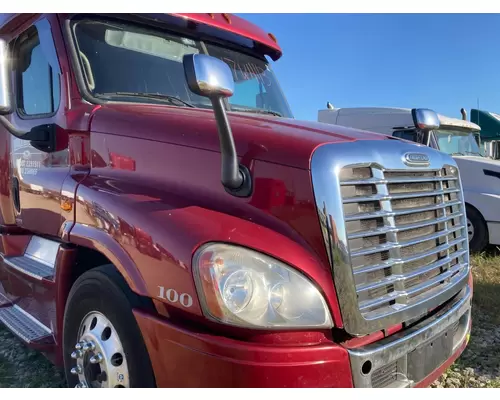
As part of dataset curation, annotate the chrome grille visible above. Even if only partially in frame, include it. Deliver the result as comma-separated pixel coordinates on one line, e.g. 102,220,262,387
311,141,470,336
341,165,468,320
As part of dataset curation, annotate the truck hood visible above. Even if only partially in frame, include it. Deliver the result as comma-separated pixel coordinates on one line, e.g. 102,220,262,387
90,104,395,169
453,155,500,194
453,155,500,167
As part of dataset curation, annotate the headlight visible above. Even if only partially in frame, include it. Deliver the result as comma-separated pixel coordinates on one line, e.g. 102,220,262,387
192,243,333,329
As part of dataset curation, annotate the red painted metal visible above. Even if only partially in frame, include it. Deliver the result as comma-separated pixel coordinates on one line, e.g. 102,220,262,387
171,13,282,59
90,104,388,170
72,122,354,329
53,245,78,365
133,309,353,388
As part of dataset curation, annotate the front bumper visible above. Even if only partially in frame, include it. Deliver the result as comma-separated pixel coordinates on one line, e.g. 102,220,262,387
348,284,471,387
133,285,471,388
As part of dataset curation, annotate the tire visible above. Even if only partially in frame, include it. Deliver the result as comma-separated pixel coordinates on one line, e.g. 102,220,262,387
466,204,488,253
63,264,156,388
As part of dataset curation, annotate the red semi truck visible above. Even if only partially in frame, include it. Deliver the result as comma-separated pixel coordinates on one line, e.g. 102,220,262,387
0,13,472,388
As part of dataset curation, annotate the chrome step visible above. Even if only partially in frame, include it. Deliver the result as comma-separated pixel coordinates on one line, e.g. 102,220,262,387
0,304,54,344
4,256,54,280
3,236,59,281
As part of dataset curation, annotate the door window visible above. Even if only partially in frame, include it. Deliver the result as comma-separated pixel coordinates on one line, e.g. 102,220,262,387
16,25,60,116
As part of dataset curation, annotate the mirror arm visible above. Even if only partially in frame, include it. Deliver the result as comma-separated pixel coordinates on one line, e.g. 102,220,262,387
212,96,242,188
211,97,252,197
0,115,28,137
0,116,57,152
183,53,252,197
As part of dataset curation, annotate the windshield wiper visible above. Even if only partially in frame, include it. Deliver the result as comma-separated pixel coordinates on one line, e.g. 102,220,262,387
230,107,282,117
95,92,195,108
451,152,465,156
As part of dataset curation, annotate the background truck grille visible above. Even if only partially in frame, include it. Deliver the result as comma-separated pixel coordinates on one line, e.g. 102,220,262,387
339,165,468,320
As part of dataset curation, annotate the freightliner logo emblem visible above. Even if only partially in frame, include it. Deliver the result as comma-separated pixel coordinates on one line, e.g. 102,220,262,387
403,152,430,167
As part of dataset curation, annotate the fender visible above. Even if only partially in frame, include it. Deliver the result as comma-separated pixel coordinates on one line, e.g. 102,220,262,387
65,222,149,296
463,188,500,224
69,174,342,327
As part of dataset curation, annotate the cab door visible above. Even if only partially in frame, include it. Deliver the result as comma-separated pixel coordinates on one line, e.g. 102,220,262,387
0,14,71,330
7,15,70,237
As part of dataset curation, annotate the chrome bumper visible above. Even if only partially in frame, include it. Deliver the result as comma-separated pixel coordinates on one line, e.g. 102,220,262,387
347,284,471,388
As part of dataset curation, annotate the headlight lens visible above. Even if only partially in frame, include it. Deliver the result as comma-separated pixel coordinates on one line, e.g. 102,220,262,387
193,243,333,329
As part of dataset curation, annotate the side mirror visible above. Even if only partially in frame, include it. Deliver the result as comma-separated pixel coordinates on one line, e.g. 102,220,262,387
411,108,440,132
0,38,12,115
183,54,234,98
0,39,61,153
183,54,252,197
485,140,500,160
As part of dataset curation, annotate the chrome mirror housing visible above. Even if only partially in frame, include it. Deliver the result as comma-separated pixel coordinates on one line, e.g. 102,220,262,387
183,54,234,99
411,108,440,131
485,140,500,160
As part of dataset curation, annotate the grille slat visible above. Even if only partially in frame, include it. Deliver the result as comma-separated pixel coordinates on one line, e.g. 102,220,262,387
356,254,467,294
350,225,463,257
344,200,462,221
343,188,460,204
353,248,468,276
347,211,464,239
358,262,467,312
339,164,468,320
340,176,458,186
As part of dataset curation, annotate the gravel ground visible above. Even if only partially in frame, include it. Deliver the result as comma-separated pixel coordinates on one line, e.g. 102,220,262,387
430,250,500,388
0,327,66,388
0,252,499,388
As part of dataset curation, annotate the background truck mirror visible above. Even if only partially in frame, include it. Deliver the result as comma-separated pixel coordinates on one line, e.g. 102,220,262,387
485,140,500,160
411,108,440,132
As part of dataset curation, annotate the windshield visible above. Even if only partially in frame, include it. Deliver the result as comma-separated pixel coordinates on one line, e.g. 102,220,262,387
71,18,293,118
434,129,484,157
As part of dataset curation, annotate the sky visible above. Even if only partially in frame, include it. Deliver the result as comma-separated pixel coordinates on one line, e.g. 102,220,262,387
240,13,500,122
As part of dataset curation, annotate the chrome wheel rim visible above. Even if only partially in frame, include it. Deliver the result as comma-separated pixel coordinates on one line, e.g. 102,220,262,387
70,311,129,388
467,218,474,242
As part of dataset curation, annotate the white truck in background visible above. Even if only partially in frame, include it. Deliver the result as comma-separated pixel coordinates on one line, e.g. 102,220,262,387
318,104,500,253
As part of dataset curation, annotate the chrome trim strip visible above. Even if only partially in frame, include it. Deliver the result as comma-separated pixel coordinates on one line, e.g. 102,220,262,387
311,140,470,336
347,285,471,387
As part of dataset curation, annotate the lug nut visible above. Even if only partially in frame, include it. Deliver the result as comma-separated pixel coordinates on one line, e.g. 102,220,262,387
90,353,103,364
71,366,82,375
74,341,85,351
75,381,88,388
71,350,83,359
82,341,95,352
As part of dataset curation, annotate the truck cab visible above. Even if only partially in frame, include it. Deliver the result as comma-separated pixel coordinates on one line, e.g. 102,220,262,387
318,105,500,253
469,108,500,159
0,14,471,388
